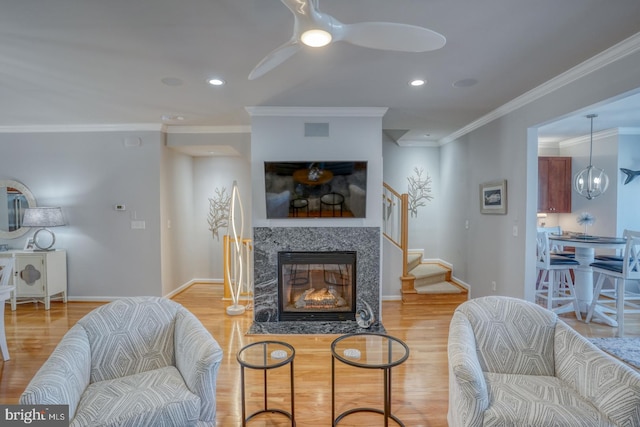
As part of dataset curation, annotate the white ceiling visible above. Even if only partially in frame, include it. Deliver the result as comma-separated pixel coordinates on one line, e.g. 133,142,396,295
2,0,640,145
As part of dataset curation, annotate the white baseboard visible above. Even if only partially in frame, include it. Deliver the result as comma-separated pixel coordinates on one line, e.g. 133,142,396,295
452,275,471,298
165,279,223,299
66,279,224,302
424,258,453,269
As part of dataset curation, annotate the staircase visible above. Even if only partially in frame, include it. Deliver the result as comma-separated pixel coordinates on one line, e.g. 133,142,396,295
401,252,468,304
383,182,468,304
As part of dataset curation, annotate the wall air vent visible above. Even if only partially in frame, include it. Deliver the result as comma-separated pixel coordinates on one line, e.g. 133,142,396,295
304,122,329,137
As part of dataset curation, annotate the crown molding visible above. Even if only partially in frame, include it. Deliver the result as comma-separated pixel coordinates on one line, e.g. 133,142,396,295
396,139,440,148
164,125,251,134
439,32,640,146
245,106,388,118
0,123,162,133
618,126,640,135
558,128,619,148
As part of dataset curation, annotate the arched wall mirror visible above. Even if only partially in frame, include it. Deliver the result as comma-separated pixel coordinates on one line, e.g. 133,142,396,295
0,179,37,239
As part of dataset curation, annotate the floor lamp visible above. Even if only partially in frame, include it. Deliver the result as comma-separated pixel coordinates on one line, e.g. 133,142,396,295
226,181,246,316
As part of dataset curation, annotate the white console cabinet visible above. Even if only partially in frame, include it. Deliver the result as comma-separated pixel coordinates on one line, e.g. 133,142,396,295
0,250,67,310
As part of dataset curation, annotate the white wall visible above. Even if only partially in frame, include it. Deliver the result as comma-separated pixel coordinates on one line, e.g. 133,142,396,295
382,138,441,259
3,49,640,303
0,131,163,298
616,133,640,235
192,155,252,279
440,47,640,301
161,145,196,295
248,108,384,228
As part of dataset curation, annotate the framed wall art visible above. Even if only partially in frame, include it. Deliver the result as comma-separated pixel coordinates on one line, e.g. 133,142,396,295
480,180,507,214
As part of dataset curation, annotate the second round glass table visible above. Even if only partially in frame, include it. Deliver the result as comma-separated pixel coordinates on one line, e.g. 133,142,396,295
331,333,409,426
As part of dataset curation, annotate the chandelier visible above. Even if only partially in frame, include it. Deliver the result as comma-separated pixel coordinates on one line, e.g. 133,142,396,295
573,114,609,200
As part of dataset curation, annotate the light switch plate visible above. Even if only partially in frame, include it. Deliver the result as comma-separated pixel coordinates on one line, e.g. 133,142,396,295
131,220,146,229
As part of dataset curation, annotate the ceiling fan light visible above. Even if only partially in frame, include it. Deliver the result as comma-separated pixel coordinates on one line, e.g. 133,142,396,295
301,29,332,47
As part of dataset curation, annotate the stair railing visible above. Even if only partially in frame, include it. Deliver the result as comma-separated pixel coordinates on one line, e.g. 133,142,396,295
383,183,409,276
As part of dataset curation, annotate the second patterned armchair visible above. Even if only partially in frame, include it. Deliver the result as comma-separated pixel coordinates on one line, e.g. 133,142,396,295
448,296,640,426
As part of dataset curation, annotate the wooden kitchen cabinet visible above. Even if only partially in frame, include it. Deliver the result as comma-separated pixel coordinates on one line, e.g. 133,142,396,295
538,156,572,213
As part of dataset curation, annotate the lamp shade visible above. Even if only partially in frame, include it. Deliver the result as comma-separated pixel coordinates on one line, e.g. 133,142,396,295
22,207,66,228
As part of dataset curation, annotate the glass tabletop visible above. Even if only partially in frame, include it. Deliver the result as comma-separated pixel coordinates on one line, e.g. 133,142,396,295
237,340,295,369
331,333,409,368
549,234,626,244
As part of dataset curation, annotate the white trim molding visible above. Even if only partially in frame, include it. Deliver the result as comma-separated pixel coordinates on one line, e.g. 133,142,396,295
245,106,388,118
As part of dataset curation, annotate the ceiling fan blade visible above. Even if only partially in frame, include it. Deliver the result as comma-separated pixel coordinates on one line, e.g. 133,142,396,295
280,0,311,16
248,39,301,80
341,22,446,52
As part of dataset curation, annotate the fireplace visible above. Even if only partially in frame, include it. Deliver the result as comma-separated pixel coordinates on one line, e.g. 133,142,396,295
251,227,382,333
278,251,356,321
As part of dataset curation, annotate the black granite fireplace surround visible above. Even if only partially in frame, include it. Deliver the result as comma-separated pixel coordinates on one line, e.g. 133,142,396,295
249,227,384,334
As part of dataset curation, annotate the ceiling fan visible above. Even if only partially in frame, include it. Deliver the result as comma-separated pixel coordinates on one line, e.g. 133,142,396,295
248,0,446,80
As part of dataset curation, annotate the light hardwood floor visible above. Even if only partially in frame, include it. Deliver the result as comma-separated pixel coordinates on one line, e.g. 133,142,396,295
1,285,638,427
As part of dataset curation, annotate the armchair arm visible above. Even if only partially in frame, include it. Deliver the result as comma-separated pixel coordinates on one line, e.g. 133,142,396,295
554,321,640,426
19,324,91,420
447,311,488,427
175,309,224,422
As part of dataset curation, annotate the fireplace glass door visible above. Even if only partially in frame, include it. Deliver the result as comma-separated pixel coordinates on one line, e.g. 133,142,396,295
278,251,356,321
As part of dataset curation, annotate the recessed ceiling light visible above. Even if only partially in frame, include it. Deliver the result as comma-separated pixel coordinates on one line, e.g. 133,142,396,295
162,114,185,122
452,78,478,88
300,29,332,47
161,77,183,86
409,79,426,87
208,78,225,86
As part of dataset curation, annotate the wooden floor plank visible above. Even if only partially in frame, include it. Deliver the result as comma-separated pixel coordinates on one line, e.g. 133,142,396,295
1,284,638,426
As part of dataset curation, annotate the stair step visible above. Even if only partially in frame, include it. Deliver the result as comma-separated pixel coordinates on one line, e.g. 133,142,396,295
402,256,467,303
409,263,449,286
414,281,462,294
401,288,468,305
407,252,422,272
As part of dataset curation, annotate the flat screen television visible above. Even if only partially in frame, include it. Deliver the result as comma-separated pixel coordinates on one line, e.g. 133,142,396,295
264,161,367,219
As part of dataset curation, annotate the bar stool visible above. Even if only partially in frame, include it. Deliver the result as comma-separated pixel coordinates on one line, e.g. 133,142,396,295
535,231,581,319
586,229,640,336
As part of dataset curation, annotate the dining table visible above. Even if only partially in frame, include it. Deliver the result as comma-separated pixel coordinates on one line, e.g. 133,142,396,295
548,233,626,326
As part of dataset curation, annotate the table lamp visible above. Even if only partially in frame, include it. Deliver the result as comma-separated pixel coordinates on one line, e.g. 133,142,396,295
22,207,66,251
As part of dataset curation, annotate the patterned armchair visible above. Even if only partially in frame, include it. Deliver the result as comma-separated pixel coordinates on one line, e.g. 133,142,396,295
20,297,223,426
448,296,640,427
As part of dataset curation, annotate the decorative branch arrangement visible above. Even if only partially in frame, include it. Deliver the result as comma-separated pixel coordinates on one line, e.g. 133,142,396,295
208,187,231,241
407,167,434,217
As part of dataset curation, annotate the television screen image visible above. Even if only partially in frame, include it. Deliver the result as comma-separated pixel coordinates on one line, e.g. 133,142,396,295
264,161,367,219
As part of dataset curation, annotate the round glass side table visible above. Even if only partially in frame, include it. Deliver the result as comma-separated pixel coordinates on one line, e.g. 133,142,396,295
237,340,296,426
320,192,345,217
331,333,409,426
